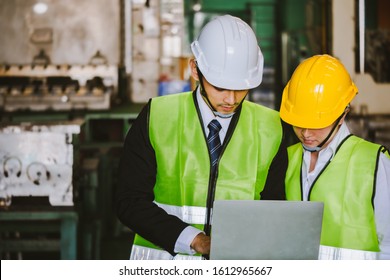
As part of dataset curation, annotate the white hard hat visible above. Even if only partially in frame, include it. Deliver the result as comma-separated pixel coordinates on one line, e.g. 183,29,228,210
191,14,264,90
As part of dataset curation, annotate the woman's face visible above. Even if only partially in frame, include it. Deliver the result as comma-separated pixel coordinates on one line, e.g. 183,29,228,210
293,123,336,150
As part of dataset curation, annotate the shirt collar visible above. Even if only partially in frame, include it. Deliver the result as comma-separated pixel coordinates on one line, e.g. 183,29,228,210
321,122,350,157
196,87,232,135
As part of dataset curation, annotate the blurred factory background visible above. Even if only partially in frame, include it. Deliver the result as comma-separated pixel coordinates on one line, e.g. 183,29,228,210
0,0,389,260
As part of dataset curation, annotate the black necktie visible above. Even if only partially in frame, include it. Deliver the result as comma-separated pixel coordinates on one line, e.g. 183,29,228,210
207,119,222,168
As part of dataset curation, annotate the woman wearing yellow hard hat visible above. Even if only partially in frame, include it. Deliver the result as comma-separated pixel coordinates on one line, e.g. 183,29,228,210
280,54,390,260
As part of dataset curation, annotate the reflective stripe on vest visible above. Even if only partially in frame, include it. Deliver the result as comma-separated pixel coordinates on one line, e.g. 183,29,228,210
130,92,283,259
130,245,203,260
286,136,381,258
155,202,207,225
319,245,377,260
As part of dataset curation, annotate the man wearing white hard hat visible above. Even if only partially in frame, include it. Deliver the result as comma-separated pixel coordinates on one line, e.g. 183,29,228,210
116,15,288,260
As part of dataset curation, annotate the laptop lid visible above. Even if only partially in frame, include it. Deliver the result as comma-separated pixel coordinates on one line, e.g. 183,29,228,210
209,200,324,260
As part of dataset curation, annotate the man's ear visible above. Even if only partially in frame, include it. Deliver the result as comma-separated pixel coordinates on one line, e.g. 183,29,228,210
189,59,199,81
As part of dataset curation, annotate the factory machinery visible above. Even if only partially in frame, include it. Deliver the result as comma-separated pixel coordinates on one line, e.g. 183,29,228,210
0,52,146,259
0,61,118,112
0,60,139,259
0,121,82,207
0,0,156,260
0,120,82,259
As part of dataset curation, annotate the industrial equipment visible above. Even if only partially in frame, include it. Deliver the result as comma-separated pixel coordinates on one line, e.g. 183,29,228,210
0,62,117,112
0,120,83,259
0,120,83,207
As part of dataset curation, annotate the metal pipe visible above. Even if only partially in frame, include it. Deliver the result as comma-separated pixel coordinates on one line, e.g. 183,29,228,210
359,0,365,74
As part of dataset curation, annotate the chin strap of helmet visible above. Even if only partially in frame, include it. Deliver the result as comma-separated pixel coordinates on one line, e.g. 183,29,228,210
302,112,346,153
196,65,218,111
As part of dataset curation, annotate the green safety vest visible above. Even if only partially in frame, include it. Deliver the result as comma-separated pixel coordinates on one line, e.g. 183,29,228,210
286,135,389,259
131,91,283,259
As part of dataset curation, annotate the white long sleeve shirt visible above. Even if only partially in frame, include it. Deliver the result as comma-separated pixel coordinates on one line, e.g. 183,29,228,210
301,122,390,259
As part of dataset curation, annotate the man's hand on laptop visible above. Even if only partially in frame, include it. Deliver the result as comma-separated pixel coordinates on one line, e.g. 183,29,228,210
191,233,210,255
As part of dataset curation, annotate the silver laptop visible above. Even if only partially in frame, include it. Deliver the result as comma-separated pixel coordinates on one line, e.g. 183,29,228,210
209,200,324,260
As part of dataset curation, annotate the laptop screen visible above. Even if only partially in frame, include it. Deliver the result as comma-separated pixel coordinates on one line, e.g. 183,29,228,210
209,200,324,260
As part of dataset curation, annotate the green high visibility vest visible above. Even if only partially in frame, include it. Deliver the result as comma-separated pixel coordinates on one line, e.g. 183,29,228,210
286,135,388,259
131,91,283,259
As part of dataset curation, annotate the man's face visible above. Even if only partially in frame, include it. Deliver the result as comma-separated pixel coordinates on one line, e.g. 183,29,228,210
201,76,248,115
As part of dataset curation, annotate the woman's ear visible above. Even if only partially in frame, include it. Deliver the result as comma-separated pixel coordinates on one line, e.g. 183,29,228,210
189,59,199,81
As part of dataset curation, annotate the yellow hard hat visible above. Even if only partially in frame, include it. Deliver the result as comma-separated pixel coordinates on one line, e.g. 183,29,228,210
280,54,358,129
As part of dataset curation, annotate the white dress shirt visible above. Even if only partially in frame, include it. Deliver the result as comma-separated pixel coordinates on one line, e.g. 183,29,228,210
301,122,390,259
